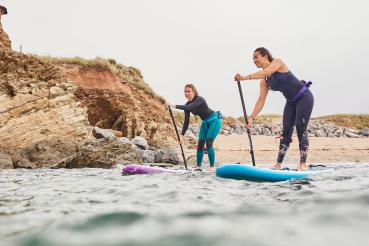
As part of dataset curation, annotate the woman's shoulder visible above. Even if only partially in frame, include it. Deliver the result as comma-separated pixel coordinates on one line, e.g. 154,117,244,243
186,96,203,104
272,58,284,64
193,95,205,102
273,58,289,72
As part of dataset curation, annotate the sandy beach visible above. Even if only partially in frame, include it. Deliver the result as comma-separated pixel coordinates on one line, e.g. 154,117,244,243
183,135,369,167
215,135,369,166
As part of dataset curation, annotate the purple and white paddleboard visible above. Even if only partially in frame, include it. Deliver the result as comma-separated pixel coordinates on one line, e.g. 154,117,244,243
122,164,188,175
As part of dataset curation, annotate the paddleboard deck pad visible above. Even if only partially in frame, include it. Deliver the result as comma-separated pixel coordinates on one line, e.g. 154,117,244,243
122,164,188,175
215,164,333,182
122,164,214,175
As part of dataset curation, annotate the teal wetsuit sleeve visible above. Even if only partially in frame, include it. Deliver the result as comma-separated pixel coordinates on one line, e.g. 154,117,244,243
176,97,204,111
181,111,190,135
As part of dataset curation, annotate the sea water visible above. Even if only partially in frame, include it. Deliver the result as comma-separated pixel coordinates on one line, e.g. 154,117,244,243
1,163,369,246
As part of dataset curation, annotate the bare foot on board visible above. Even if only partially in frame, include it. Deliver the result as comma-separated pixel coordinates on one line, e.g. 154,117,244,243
272,163,282,170
297,163,307,171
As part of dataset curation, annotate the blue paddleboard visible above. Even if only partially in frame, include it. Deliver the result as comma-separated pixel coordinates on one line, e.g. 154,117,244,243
215,164,333,182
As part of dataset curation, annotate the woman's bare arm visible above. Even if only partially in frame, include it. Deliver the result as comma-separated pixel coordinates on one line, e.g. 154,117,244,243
250,79,269,117
243,59,288,80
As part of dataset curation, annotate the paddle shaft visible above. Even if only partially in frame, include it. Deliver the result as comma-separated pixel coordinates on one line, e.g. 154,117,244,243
237,81,256,166
168,107,188,170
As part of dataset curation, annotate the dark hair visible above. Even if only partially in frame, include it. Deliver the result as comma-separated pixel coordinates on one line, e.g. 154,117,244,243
0,6,8,15
184,84,199,97
254,47,273,62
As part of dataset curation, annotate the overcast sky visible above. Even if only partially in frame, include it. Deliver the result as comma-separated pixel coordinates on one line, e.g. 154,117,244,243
2,0,369,116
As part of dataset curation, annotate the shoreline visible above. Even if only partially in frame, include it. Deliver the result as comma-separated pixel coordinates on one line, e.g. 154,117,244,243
183,135,369,167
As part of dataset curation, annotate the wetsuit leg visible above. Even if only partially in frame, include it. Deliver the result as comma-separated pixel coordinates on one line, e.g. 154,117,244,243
205,118,222,167
277,103,296,163
197,121,208,166
197,140,205,166
295,90,314,163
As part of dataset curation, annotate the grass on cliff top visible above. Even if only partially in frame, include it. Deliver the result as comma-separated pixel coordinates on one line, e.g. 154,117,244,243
314,114,369,130
37,56,104,67
36,55,166,103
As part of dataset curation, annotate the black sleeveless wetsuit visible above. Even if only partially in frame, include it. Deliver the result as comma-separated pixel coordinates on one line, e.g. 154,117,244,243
266,71,314,163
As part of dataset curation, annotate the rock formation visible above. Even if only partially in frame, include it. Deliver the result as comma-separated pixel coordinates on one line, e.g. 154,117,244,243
0,53,177,169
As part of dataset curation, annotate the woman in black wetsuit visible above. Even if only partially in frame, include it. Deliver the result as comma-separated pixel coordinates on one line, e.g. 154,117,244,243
166,84,222,172
235,47,314,171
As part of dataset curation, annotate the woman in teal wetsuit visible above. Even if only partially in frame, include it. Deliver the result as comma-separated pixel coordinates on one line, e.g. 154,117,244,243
166,84,222,172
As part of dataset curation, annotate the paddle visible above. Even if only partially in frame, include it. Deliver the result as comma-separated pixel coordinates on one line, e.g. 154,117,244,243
168,106,188,170
236,81,256,166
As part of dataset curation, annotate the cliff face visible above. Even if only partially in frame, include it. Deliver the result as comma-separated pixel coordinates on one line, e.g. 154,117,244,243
0,51,176,168
0,51,90,150
58,62,172,142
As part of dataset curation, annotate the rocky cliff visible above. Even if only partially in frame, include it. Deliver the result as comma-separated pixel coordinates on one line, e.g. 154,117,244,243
0,51,177,169
54,58,172,142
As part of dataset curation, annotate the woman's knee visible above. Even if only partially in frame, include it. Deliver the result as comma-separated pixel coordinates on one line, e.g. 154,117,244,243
296,124,309,148
280,127,294,146
197,140,205,151
205,139,214,149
